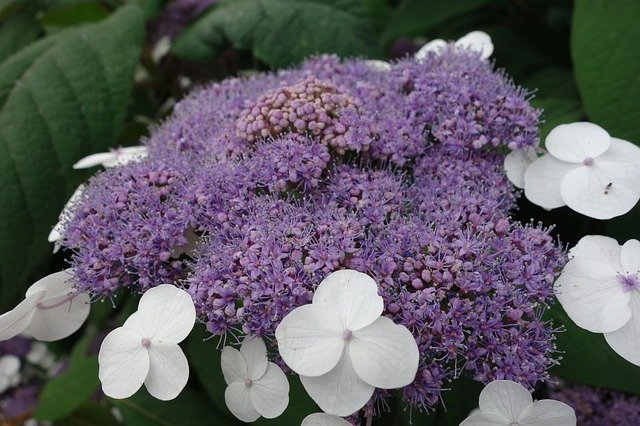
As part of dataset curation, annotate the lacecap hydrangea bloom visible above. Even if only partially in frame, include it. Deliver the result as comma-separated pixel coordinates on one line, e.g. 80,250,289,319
54,46,562,417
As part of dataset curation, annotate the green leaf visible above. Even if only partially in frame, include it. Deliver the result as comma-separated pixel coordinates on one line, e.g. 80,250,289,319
38,1,110,34
381,0,495,46
572,0,640,142
524,68,585,141
55,402,119,426
0,12,41,63
0,4,144,311
546,304,640,395
112,389,237,426
187,326,317,424
172,0,380,68
35,356,101,421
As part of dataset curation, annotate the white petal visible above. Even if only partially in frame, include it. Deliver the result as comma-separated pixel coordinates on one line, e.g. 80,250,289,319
545,122,611,163
517,399,576,425
455,31,494,59
524,154,576,210
554,258,630,333
302,413,352,426
113,146,148,167
137,284,196,344
48,226,62,243
621,240,640,274
349,316,419,389
0,355,21,375
569,235,623,270
73,152,116,169
240,336,268,381
313,269,383,331
364,60,391,72
250,362,289,419
275,303,344,377
478,380,532,423
26,270,90,341
225,382,261,423
221,346,248,385
0,292,43,341
300,351,374,417
560,159,640,220
604,290,640,366
415,39,447,61
98,326,150,399
145,342,189,401
49,184,86,243
459,412,510,426
504,148,537,189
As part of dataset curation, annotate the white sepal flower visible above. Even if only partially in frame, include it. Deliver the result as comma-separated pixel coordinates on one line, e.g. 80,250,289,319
26,342,56,370
555,235,640,365
73,145,148,169
302,413,351,426
364,60,392,72
0,270,90,342
504,147,538,189
0,355,21,393
275,269,419,417
48,184,85,253
460,380,576,426
415,30,493,61
221,337,289,422
98,284,195,401
524,122,640,219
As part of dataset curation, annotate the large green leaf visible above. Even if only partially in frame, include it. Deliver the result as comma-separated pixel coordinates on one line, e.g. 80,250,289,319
0,4,144,310
56,403,119,426
112,389,236,426
381,0,496,45
0,12,41,63
546,304,640,395
572,0,640,142
187,326,317,424
172,0,380,68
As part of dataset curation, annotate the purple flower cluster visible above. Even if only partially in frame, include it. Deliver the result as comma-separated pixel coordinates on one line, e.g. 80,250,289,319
58,48,561,414
149,0,215,42
0,337,42,422
548,382,640,426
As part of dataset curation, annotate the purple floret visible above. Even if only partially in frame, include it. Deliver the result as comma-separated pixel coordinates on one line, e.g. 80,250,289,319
58,50,561,415
549,382,640,426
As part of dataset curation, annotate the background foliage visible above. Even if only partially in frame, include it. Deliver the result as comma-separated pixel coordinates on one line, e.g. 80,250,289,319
0,0,638,424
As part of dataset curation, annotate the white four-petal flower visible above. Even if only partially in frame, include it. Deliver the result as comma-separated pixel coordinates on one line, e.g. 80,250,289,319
48,184,85,253
98,284,196,401
504,147,538,189
415,30,494,61
73,145,148,169
221,337,289,422
0,270,90,342
460,380,576,426
0,355,21,393
301,413,351,426
275,269,419,417
555,235,640,365
524,122,640,219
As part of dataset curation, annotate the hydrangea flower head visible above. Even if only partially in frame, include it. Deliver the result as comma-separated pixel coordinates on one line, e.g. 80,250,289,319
53,50,563,417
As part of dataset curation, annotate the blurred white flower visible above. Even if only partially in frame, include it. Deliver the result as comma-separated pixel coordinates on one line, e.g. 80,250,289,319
364,60,392,72
460,380,576,426
0,355,21,393
524,122,640,219
504,147,538,189
73,145,148,169
275,269,419,416
0,270,90,342
27,342,56,370
221,337,289,422
302,413,351,426
555,235,640,365
48,184,85,253
98,284,196,400
415,30,494,61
